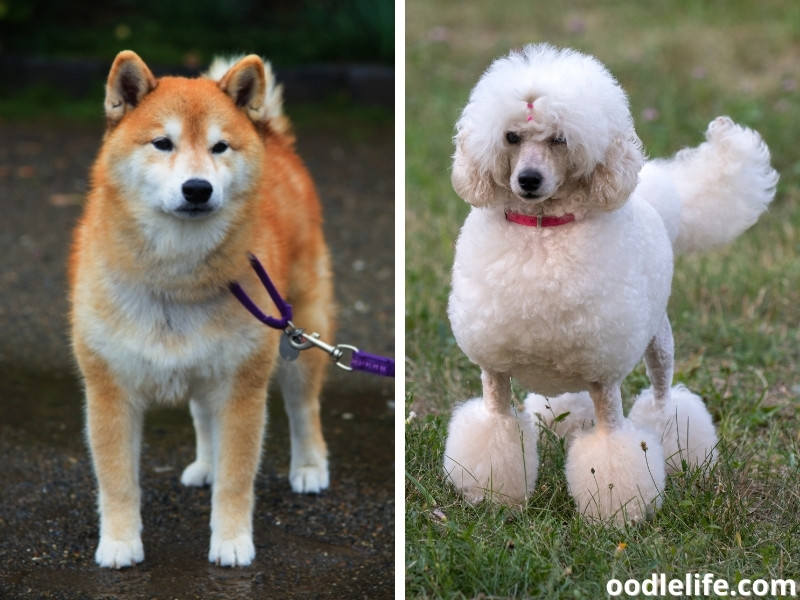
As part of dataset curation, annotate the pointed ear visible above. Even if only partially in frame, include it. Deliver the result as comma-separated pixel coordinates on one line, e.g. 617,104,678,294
587,133,644,211
217,55,267,122
104,51,157,125
451,131,497,207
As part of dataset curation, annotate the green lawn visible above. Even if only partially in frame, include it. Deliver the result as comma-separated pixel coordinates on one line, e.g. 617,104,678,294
405,0,800,597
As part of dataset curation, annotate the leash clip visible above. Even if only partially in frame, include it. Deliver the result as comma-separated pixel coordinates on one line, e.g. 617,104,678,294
285,322,359,372
230,253,394,378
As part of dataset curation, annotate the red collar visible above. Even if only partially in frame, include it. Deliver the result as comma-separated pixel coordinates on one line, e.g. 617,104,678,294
504,210,576,228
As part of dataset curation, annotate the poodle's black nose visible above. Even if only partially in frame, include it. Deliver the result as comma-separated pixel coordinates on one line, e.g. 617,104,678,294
517,169,543,193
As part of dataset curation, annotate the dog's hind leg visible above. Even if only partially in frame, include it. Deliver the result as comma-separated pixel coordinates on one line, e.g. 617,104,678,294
630,314,718,473
278,350,330,494
565,381,665,524
181,399,215,487
277,251,333,495
644,315,675,405
443,369,538,505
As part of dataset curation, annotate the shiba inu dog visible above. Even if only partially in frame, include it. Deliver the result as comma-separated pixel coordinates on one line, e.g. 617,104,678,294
69,51,334,568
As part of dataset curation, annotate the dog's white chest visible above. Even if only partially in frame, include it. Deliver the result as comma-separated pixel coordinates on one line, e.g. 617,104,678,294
83,278,260,403
448,205,672,391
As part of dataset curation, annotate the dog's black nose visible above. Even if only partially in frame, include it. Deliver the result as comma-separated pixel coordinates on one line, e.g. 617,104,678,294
517,169,543,193
182,178,213,205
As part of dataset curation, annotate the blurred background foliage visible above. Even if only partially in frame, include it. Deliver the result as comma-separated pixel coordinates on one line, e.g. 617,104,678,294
0,0,394,121
0,0,394,65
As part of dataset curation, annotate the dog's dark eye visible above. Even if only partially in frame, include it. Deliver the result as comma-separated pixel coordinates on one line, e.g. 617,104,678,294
152,137,174,152
211,141,229,154
505,132,521,144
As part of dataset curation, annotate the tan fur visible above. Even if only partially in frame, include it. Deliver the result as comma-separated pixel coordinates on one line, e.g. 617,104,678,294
69,51,334,568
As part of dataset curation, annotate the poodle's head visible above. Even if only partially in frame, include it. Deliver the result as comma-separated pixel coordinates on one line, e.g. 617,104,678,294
451,44,644,214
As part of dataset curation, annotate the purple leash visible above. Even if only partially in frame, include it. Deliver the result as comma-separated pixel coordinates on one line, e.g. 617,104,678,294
229,254,394,378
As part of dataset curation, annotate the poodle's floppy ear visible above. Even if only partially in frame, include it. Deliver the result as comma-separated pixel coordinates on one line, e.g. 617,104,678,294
451,130,496,207
586,133,644,211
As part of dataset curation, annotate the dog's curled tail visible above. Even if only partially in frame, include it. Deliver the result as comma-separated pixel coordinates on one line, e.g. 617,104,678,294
640,116,778,254
206,55,292,138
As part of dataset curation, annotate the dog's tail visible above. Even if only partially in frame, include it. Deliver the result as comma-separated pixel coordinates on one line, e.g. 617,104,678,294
638,116,778,254
205,55,292,139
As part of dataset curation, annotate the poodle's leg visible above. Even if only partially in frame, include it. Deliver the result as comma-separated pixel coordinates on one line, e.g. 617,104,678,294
644,315,674,406
443,369,538,505
630,315,719,473
587,382,624,432
565,381,664,524
482,369,512,414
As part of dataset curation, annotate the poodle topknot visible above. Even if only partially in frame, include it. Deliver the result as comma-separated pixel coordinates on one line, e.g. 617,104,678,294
443,43,778,524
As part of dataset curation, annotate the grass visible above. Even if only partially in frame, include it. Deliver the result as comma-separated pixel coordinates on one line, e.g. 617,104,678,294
405,0,800,596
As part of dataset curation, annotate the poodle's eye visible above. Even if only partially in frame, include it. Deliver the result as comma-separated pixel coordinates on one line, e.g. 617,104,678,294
505,132,521,144
551,135,567,145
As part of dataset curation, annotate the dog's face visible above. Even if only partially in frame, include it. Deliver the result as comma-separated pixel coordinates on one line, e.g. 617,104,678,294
502,124,570,204
451,44,646,214
98,52,268,253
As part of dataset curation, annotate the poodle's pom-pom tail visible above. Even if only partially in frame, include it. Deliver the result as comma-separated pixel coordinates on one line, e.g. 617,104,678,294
525,392,595,439
205,55,292,137
443,398,539,505
565,418,665,525
629,385,719,474
658,116,778,254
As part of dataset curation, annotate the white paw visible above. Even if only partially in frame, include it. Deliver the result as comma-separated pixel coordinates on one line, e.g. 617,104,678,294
565,418,665,525
181,460,214,487
95,536,144,569
209,533,255,567
289,463,329,494
444,397,539,505
629,385,718,474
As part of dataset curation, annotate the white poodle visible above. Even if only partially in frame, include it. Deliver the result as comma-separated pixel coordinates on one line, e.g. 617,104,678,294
443,44,778,523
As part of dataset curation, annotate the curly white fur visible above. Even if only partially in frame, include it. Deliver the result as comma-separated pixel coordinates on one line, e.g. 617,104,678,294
629,385,719,473
566,418,665,524
443,398,538,505
444,43,777,522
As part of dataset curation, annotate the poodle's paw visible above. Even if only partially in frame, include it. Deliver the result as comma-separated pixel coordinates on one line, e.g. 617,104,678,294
95,535,144,569
209,532,255,567
443,397,539,505
565,418,665,525
525,391,595,439
181,460,214,487
629,385,718,474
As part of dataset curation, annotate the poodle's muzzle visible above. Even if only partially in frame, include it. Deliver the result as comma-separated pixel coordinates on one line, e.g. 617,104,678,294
517,169,544,198
509,142,562,201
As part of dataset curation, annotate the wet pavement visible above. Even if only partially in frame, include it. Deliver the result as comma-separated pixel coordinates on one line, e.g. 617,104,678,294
0,114,394,599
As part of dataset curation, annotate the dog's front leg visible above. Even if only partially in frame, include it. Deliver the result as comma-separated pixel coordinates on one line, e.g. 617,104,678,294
81,349,145,568
443,369,539,505
565,381,665,524
208,351,270,567
481,369,513,414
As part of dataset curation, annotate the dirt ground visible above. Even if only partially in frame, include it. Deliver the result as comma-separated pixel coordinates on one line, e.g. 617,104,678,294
0,114,395,599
